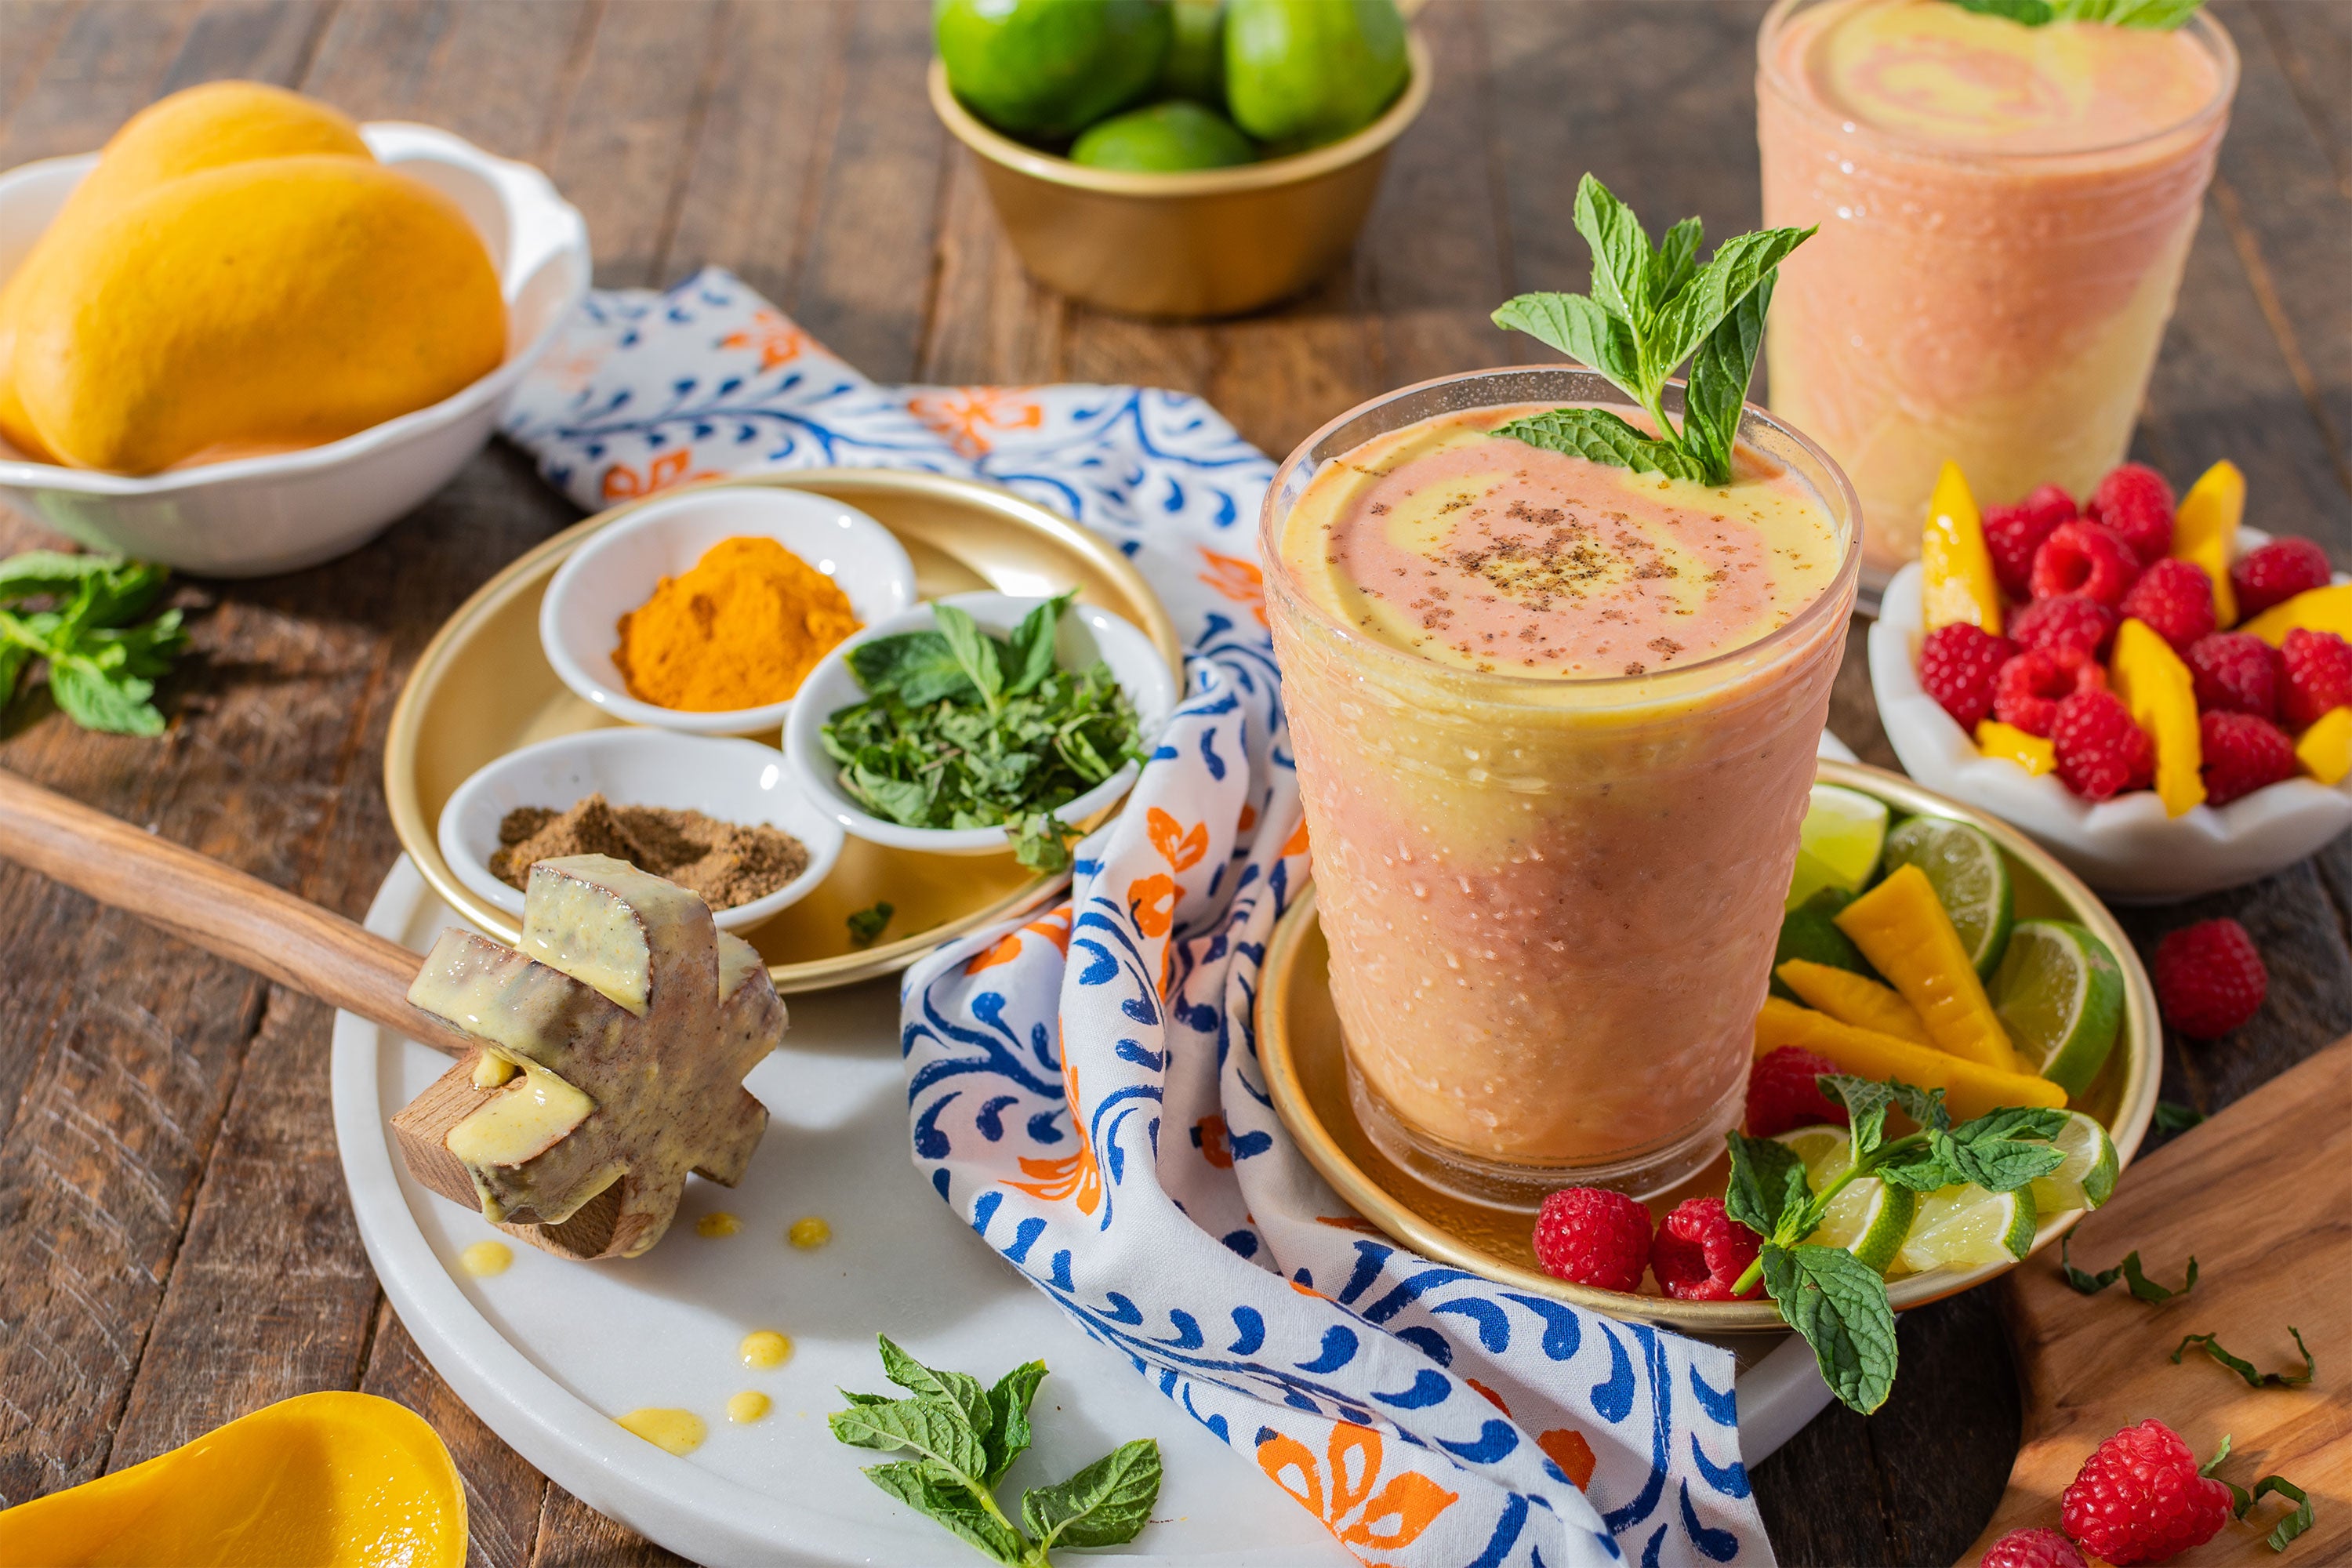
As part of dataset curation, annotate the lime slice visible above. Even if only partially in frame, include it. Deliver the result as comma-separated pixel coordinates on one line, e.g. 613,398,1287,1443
1990,920,2125,1097
1771,905,1872,996
2028,1109,2119,1215
1892,1182,2038,1276
1774,1125,1916,1272
1882,815,2013,975
1788,785,1890,911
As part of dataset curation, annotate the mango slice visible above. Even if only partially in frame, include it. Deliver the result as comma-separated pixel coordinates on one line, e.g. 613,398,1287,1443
1974,719,2056,777
1833,864,2024,1072
1777,958,1933,1044
1755,997,2068,1121
2171,459,2243,627
2242,583,2352,648
1920,461,2003,635
2297,706,2352,786
0,1392,465,1568
2109,619,2204,817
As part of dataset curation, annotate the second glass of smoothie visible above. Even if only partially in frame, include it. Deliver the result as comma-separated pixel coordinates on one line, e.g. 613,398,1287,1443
1265,368,1860,1205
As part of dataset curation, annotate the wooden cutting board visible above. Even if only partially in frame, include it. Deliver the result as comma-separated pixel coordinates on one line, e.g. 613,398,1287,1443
1964,1036,2350,1565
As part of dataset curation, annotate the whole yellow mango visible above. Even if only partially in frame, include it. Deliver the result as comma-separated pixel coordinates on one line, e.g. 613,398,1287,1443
11,156,506,474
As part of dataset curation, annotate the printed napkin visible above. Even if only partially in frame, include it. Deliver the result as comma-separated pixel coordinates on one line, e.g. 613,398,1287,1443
505,268,1767,1568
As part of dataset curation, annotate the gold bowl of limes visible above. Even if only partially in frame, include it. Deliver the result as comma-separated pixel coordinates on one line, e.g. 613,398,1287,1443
929,0,1432,320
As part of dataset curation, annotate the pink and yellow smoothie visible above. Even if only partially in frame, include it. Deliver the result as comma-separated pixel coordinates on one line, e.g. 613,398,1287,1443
1264,379,1858,1200
1758,0,2235,582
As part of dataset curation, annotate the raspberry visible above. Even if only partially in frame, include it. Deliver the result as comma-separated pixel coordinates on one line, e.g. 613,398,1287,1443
2280,627,2352,729
1746,1045,1849,1138
2231,537,2332,620
2199,711,2296,806
2118,558,2216,653
1984,484,2075,601
1532,1187,1652,1293
2051,689,2154,800
1995,647,2104,738
2009,594,2116,662
2061,1419,2233,1566
2153,919,2267,1039
2031,521,2141,607
1918,623,2016,731
2088,463,2176,562
1650,1197,1763,1301
1980,1526,2089,1568
2184,632,2280,720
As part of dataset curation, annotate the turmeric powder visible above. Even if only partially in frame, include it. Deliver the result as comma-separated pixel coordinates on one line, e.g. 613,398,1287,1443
612,535,860,711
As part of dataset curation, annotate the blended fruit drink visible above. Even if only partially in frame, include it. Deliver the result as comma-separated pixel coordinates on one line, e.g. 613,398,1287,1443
1265,368,1860,1202
1758,0,2235,583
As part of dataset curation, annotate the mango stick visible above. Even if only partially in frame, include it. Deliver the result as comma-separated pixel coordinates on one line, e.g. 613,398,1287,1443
1834,864,2024,1073
1776,959,1933,1046
1755,996,2065,1120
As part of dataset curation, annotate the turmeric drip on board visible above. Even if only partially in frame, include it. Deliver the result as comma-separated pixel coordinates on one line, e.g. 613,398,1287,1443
612,535,859,711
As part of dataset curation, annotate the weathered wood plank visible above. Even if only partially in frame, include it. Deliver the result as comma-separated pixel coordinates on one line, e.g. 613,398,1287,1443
0,2,85,136
2250,0,2352,200
919,143,1067,386
0,0,199,165
154,0,335,96
533,1483,693,1568
302,0,596,163
361,1305,549,1568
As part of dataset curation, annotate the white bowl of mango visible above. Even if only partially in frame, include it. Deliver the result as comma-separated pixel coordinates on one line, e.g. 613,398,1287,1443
0,82,589,577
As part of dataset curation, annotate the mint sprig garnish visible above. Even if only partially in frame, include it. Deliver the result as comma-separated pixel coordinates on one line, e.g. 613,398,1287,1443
2172,1327,2315,1389
1490,175,1813,487
0,550,186,736
2060,1237,2197,1301
831,1336,1161,1566
1947,0,2205,27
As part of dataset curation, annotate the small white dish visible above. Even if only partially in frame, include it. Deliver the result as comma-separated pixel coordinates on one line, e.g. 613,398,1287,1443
436,728,844,932
1870,528,2352,902
539,486,916,738
784,592,1178,856
0,122,590,577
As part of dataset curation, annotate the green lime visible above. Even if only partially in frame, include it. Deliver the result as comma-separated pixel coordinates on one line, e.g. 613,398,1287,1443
2028,1109,2119,1215
936,0,1171,140
1990,920,2125,1097
1769,905,1872,999
1787,784,1890,911
1159,0,1225,102
1224,0,1408,149
1882,814,2013,975
1071,100,1255,171
1776,1125,1915,1272
1775,1123,1849,1172
1893,1181,2038,1276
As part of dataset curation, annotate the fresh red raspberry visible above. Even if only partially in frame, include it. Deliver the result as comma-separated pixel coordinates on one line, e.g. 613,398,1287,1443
1995,647,2104,738
2118,558,2217,653
2031,521,2141,607
2153,919,2267,1039
2061,1418,2233,1565
1980,1526,2089,1568
2199,711,2296,806
2009,594,2117,662
1918,623,2017,731
1984,485,2075,601
2088,463,2176,562
1650,1197,1763,1301
2231,536,2332,619
1746,1045,1849,1138
2051,689,2154,800
2280,627,2352,729
2184,632,2280,720
1532,1187,1652,1293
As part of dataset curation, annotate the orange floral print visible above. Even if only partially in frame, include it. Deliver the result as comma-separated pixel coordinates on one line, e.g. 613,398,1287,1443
1147,807,1209,873
908,387,1044,459
1537,1428,1597,1491
1256,1423,1459,1557
1465,1379,1510,1414
719,309,814,371
1194,1114,1232,1169
1199,547,1268,629
1127,873,1178,939
1004,1055,1102,1215
1279,818,1310,860
600,448,716,503
964,905,1074,974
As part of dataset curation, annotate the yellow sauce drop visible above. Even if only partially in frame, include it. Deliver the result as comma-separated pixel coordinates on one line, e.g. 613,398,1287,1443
788,1215,831,1250
695,1212,742,1238
459,1241,513,1277
727,1391,772,1425
739,1330,793,1370
616,1407,706,1456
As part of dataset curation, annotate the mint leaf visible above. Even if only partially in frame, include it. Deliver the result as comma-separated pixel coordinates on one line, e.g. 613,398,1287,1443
46,659,165,737
0,550,124,604
863,1461,1028,1565
982,1359,1048,1484
1948,0,2055,20
2246,1475,2314,1551
1651,216,1704,308
1935,1108,2069,1192
1760,1242,1899,1414
1681,272,1772,488
1021,1438,1162,1551
2172,1327,2315,1389
935,604,1004,714
1490,292,1639,396
2153,1098,2205,1134
850,630,975,706
1889,1080,1951,1133
880,1334,995,1436
2060,1238,2197,1301
847,901,895,948
1819,1075,1894,1163
1571,173,1657,328
1006,593,1072,699
2053,0,2204,25
1725,1131,1809,1240
1644,227,1816,392
1875,1145,1962,1192
1490,407,1708,481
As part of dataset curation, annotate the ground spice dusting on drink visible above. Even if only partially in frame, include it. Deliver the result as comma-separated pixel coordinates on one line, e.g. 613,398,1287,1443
490,793,810,910
612,535,859,711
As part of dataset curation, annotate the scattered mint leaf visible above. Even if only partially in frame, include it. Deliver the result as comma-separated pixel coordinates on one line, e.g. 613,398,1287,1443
1725,1131,1809,1241
1019,1438,1163,1552
880,1333,996,1436
982,1360,1049,1484
864,1461,1029,1565
2172,1327,2314,1389
2203,1439,2318,1552
847,902,895,948
2060,1237,2197,1302
1011,811,1080,874
0,552,186,736
1759,1242,1899,1414
827,1393,992,1478
2154,1098,2205,1134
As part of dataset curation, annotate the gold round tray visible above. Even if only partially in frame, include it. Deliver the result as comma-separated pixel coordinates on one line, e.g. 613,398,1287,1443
384,470,1185,993
1256,758,2159,1336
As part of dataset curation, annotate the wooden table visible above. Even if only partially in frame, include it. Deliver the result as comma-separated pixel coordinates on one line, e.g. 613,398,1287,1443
2,3,2347,1563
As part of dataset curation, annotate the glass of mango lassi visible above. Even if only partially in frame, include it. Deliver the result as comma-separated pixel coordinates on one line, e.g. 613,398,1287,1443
1264,367,1860,1204
1757,0,2236,586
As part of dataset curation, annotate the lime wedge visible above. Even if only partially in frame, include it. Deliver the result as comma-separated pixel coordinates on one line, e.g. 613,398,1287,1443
1775,1124,1915,1273
1893,1182,2038,1276
1788,785,1890,911
1990,920,2125,1097
1882,815,2013,975
2028,1109,2118,1215
1775,1123,1851,1172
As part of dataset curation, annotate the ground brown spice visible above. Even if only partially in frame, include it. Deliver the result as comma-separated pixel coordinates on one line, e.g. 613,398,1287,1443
490,793,811,910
